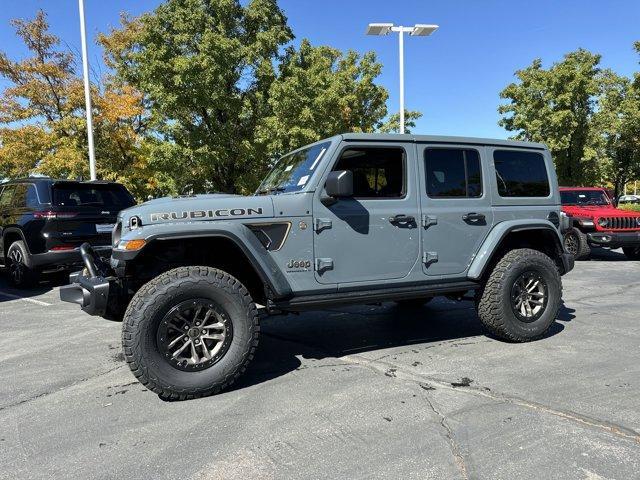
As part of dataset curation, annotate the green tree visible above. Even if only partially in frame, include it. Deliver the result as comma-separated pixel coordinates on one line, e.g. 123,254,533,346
101,0,294,194
258,40,390,157
498,49,602,185
593,72,640,199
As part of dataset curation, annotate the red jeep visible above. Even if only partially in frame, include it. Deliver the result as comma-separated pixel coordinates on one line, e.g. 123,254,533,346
560,187,640,260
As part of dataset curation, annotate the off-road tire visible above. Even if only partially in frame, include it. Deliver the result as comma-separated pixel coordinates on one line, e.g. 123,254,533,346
563,227,591,260
622,246,640,260
476,248,561,342
6,241,37,288
122,266,259,400
395,297,433,308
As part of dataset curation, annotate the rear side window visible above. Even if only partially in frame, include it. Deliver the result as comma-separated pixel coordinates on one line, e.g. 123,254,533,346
494,150,550,197
333,147,405,198
425,148,482,198
52,184,135,209
12,184,39,208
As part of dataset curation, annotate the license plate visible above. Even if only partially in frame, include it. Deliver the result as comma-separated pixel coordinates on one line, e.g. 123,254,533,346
96,223,115,233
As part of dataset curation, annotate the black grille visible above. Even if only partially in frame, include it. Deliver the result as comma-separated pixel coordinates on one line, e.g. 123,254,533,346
598,216,640,230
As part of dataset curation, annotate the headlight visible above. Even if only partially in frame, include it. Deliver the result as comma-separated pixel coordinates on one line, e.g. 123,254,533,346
597,218,608,228
578,218,594,227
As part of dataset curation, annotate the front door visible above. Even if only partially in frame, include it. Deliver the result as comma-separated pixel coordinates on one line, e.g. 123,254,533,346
418,144,494,276
313,142,420,285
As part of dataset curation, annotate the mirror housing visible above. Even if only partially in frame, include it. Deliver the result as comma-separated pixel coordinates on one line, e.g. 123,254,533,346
325,170,353,198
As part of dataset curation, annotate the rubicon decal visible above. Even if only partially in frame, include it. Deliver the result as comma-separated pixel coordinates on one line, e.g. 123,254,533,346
150,208,263,222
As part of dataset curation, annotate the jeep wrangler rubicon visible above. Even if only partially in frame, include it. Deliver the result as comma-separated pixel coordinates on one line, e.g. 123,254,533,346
61,133,574,399
560,186,640,260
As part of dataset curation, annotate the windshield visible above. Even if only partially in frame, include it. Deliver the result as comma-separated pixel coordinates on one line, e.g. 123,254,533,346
52,184,135,209
256,141,331,195
560,190,610,206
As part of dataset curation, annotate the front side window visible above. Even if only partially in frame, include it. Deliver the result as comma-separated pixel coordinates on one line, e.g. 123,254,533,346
425,148,482,198
257,141,331,194
333,147,405,198
494,150,550,197
560,190,610,206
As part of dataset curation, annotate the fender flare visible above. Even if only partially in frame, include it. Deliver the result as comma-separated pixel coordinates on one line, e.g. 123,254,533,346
112,222,293,299
467,220,564,280
2,227,31,254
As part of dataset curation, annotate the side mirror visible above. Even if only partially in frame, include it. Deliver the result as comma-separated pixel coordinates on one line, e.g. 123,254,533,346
325,170,353,198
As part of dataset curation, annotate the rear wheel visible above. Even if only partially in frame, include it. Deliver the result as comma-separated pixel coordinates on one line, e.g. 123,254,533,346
622,247,640,260
476,248,561,342
122,266,259,400
563,227,591,260
6,241,36,288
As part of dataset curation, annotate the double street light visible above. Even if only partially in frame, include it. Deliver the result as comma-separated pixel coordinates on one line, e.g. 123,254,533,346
366,23,439,134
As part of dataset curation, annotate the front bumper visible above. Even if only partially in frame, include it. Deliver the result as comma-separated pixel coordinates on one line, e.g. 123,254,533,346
587,231,640,248
59,243,115,317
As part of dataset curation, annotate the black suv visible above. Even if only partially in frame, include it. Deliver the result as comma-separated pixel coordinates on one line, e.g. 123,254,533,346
0,178,136,287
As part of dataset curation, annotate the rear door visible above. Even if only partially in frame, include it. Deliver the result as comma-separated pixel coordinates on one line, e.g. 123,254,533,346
418,144,494,276
51,183,135,247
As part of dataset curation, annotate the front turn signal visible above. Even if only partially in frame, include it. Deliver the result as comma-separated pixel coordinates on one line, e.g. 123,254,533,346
118,239,146,251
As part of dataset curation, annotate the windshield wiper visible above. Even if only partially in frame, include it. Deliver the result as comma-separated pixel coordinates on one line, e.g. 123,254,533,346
255,186,286,195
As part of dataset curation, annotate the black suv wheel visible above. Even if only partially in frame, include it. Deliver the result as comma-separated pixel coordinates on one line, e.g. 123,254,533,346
563,227,591,260
6,241,36,288
622,247,640,260
122,266,259,400
476,248,561,342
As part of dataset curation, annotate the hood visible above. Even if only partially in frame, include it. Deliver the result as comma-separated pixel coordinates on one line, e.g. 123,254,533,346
120,193,275,225
561,204,638,218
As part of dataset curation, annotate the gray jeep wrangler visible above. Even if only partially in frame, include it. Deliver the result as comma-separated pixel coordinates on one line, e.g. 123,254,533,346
61,133,573,399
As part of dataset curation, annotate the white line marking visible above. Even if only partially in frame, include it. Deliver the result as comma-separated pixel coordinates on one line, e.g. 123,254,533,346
0,292,51,306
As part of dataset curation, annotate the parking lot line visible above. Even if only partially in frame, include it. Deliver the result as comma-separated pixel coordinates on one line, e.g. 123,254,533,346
0,291,51,306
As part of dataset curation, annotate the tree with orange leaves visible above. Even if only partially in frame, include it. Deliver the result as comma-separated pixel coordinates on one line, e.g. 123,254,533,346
0,11,163,200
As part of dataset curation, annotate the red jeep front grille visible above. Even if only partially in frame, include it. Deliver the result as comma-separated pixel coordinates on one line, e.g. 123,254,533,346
596,216,640,231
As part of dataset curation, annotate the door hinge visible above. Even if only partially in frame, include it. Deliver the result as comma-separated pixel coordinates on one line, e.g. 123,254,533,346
421,214,438,228
314,218,332,233
422,252,438,265
315,258,334,274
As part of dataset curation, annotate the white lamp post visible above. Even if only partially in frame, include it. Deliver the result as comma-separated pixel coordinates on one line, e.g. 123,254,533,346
78,0,96,181
366,23,439,134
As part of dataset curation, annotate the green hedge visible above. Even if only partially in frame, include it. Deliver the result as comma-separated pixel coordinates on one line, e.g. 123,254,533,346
619,203,640,212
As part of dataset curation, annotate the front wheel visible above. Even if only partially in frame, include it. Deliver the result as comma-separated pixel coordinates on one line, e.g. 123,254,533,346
122,266,259,400
622,247,640,260
563,227,590,260
476,248,561,342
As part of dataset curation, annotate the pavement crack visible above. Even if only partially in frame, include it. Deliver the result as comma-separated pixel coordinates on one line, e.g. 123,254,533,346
420,385,469,480
0,364,125,412
341,354,640,445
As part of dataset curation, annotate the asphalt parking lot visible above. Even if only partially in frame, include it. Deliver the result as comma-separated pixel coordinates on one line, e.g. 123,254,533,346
0,248,638,480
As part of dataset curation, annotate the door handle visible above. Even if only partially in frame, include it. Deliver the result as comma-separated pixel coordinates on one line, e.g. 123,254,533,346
462,212,486,223
389,214,415,224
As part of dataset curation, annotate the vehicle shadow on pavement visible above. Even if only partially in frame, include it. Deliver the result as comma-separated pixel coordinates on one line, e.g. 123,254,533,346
587,248,629,262
230,299,569,394
0,272,68,302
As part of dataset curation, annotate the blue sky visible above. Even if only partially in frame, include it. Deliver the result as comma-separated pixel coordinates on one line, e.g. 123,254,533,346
1,0,639,139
